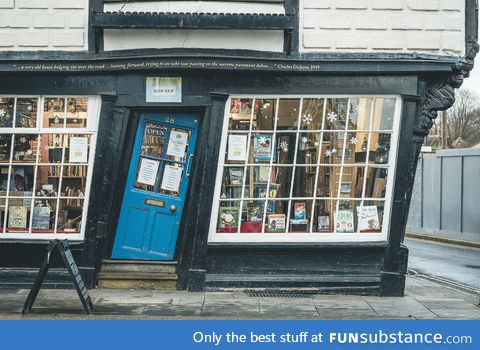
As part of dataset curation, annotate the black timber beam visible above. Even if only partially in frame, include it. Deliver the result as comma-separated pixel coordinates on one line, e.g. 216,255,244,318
90,12,295,30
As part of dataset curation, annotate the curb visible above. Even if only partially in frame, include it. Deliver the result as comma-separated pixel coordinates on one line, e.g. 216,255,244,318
405,232,480,249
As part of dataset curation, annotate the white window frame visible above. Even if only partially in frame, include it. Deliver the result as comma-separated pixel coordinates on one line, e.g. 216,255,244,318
208,94,402,243
0,95,101,241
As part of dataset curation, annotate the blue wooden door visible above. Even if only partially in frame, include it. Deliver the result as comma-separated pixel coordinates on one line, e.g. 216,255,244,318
112,113,199,260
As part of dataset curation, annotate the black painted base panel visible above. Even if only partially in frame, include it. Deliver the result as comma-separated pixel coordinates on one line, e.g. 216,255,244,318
205,274,381,295
0,267,95,289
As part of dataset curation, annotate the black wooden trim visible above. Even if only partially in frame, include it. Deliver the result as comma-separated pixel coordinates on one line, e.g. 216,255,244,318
207,242,387,250
103,0,284,3
91,12,295,30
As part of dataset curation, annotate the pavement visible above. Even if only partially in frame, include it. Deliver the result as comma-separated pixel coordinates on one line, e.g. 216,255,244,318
0,275,479,320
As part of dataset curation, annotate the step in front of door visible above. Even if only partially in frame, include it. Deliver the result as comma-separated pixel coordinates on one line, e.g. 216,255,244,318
98,260,178,290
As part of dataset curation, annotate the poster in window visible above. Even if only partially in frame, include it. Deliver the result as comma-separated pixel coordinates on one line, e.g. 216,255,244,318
335,210,355,233
357,206,381,233
227,135,247,161
69,137,88,163
218,207,239,229
291,202,308,224
318,215,330,232
228,168,243,186
32,206,51,230
160,165,183,193
166,130,188,158
137,158,160,186
253,135,273,162
247,204,263,222
267,214,285,232
8,206,27,228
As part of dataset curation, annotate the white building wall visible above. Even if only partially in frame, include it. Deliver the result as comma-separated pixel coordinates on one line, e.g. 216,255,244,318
0,0,88,51
300,0,466,56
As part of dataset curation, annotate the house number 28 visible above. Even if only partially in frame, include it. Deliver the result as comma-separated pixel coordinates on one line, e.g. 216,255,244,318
165,117,175,124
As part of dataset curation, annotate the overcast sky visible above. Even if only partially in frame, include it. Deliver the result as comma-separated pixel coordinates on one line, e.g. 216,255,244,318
462,56,480,96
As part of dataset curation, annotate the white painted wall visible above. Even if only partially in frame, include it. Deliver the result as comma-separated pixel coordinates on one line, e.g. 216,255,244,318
300,0,466,56
0,0,88,51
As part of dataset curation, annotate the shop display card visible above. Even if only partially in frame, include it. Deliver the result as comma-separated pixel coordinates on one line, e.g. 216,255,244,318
137,158,160,186
228,168,243,185
247,204,263,222
160,165,183,192
291,202,308,224
146,77,182,103
318,215,330,232
253,135,273,162
32,206,51,230
69,137,89,163
357,205,381,232
335,210,355,233
166,130,189,158
227,135,247,161
267,214,285,232
8,206,27,228
218,207,239,229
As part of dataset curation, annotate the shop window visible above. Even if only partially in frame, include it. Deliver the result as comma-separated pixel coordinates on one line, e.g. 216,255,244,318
0,96,99,239
210,96,400,242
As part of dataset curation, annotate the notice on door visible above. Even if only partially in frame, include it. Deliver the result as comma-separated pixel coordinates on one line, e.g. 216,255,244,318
161,165,183,192
166,130,188,158
137,158,160,186
69,137,88,163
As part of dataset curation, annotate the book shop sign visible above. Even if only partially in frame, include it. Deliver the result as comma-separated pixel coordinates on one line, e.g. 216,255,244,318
146,77,182,103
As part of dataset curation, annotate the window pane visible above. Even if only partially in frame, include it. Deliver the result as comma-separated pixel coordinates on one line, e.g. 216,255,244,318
361,200,385,233
372,98,396,130
31,199,57,233
296,132,321,164
275,133,296,164
266,200,288,233
7,204,30,232
13,134,38,163
225,133,248,165
335,200,360,233
347,131,369,165
369,133,391,165
39,134,63,164
240,200,265,233
321,132,346,165
66,98,88,128
35,165,60,197
313,199,336,233
316,166,336,198
58,198,83,233
244,166,270,199
10,166,34,194
141,122,167,157
220,167,245,199
277,99,300,130
216,201,240,233
348,98,373,131
16,98,38,128
44,98,65,128
252,99,276,131
0,135,12,163
340,166,365,198
0,97,14,128
0,165,8,191
269,166,292,199
250,133,274,164
289,200,312,233
301,98,324,130
64,134,91,164
61,165,87,197
325,98,348,130
292,166,316,198
365,167,388,199
229,98,252,131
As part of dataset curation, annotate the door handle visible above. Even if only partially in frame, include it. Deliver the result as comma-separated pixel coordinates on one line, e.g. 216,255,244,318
186,154,194,178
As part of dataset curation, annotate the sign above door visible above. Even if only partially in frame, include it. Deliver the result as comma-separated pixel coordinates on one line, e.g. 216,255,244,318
146,77,182,103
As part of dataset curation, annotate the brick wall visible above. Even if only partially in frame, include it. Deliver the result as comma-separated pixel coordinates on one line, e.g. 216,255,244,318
0,0,87,51
301,0,466,56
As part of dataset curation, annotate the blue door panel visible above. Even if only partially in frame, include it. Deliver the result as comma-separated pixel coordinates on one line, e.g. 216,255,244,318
112,113,199,260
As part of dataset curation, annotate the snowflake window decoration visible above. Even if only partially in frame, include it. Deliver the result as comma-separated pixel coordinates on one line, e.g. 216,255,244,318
301,137,308,144
54,116,61,124
302,113,313,126
20,137,26,143
258,136,268,145
331,148,337,154
280,141,289,152
325,150,332,158
26,149,33,156
0,109,5,118
314,141,319,147
306,152,311,158
326,112,338,123
27,105,33,111
349,137,358,145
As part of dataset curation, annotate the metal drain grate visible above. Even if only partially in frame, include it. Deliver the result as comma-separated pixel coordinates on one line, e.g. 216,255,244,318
245,291,313,298
0,288,19,294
